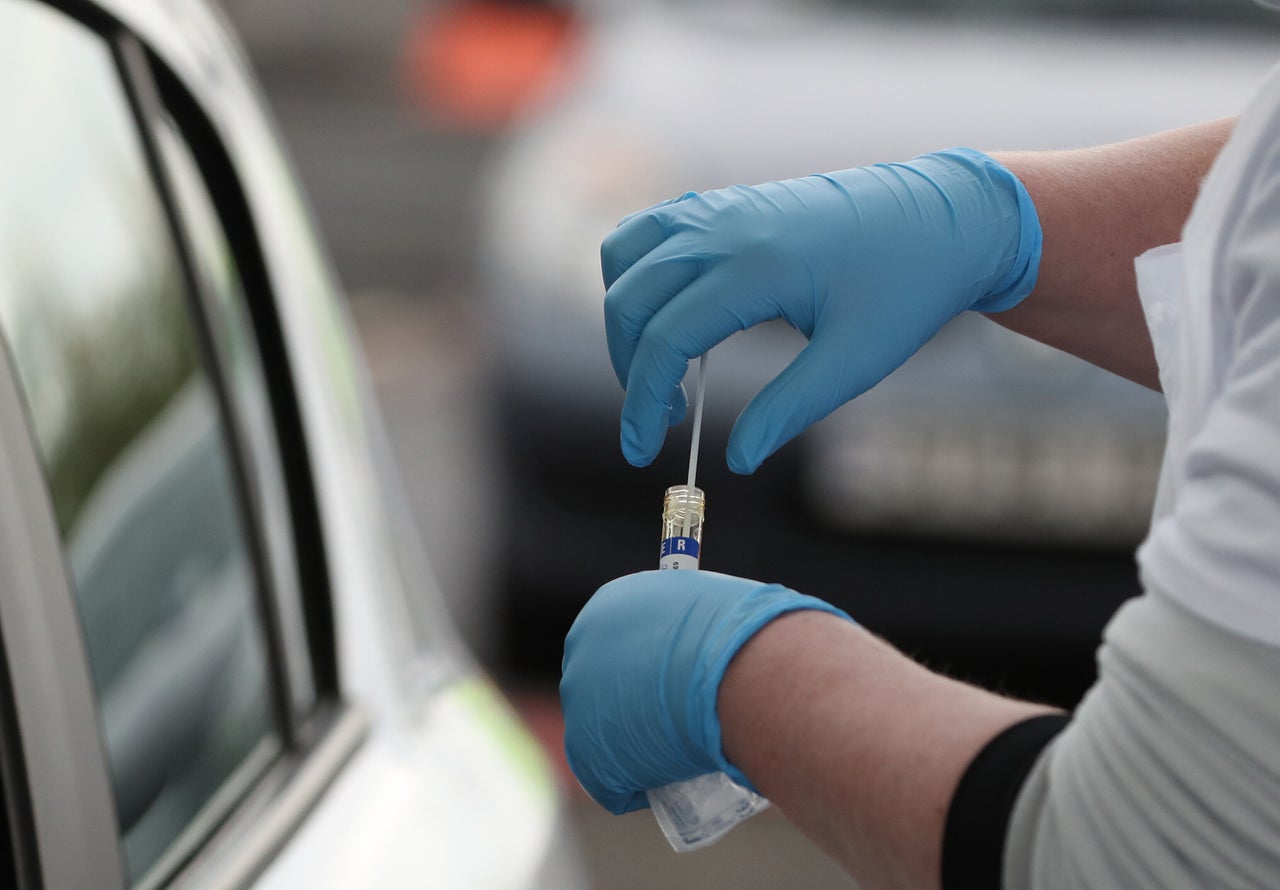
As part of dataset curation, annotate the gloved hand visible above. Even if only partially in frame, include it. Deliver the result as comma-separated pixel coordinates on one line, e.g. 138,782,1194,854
602,148,1042,473
560,570,852,814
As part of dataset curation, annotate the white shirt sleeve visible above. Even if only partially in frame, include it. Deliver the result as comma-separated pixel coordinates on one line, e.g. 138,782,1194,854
999,66,1280,889
1136,63,1280,648
1003,591,1280,890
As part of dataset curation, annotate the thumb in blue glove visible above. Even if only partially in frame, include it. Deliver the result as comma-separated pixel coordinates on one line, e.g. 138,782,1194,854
601,148,1042,473
559,570,852,814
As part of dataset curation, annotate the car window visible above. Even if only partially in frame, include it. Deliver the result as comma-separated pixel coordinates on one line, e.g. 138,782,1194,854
0,2,278,882
153,114,319,719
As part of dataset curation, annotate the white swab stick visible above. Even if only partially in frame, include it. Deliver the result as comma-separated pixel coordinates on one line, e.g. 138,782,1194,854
687,353,707,490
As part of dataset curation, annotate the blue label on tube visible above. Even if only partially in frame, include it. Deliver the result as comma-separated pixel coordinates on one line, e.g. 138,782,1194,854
660,537,700,559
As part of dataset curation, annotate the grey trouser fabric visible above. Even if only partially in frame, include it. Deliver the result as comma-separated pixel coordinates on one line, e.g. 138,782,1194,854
1004,590,1280,889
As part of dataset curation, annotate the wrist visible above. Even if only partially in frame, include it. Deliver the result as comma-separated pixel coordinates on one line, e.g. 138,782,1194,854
717,611,865,791
922,147,1043,313
701,592,854,789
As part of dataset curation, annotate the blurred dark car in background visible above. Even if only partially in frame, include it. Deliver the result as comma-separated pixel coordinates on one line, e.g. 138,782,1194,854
478,0,1280,705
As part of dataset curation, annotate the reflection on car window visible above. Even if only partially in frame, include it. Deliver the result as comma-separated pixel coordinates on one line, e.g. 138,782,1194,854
0,2,277,882
155,117,318,717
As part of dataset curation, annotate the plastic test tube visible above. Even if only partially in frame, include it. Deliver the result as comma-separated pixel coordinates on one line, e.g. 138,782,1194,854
645,357,770,852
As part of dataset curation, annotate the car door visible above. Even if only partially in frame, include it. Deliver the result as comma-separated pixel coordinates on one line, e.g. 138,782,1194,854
0,2,364,886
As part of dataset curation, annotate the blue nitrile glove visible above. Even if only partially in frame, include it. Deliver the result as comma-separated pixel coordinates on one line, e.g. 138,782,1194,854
560,570,852,814
602,148,1041,473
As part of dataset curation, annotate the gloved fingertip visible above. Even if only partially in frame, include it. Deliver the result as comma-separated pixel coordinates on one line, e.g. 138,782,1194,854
726,449,758,476
621,442,653,468
622,398,674,465
621,421,656,468
725,430,765,475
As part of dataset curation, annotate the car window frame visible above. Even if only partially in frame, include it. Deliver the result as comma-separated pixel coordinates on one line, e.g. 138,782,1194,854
144,46,342,712
0,311,127,890
113,34,372,890
110,26,301,745
105,17,366,890
0,3,366,887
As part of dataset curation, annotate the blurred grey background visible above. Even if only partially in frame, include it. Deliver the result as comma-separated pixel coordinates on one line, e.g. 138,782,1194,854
222,1,1278,887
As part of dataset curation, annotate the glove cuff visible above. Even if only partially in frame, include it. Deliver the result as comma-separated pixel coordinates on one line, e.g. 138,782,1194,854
690,585,855,792
935,147,1043,313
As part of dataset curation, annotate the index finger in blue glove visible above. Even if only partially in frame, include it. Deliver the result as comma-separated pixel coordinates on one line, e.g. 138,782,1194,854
601,212,668,292
618,267,783,466
603,246,702,387
601,193,697,290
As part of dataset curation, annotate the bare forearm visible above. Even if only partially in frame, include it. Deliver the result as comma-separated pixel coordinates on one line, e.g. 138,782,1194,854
718,611,1057,890
990,117,1234,389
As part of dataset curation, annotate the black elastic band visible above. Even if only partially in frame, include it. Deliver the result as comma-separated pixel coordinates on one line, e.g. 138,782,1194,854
941,712,1071,890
